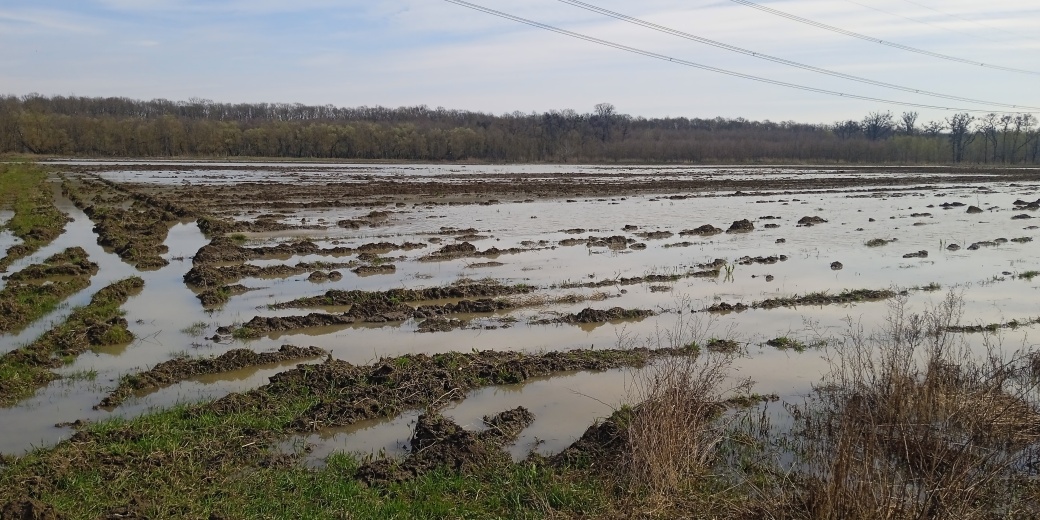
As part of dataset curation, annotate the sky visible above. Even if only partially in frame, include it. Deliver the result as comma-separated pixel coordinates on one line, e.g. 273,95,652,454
2,0,1039,124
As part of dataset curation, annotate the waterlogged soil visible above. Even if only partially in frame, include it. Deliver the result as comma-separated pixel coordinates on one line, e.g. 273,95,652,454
3,161,1040,498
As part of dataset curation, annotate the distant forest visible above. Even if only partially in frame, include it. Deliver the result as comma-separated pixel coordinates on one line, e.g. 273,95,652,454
1,94,1037,164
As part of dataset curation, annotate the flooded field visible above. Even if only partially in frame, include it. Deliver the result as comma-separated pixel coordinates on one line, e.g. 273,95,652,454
2,161,1039,463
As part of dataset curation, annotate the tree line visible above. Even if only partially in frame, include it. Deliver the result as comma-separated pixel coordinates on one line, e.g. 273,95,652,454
1,94,1038,164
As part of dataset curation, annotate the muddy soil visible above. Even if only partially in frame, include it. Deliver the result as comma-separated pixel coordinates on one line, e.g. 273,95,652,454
356,407,534,486
97,345,326,408
269,280,536,310
184,260,355,288
0,248,98,333
533,307,655,325
0,277,143,405
62,177,187,269
208,346,694,432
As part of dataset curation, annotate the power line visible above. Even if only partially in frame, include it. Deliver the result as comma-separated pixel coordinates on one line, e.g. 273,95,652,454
556,0,1039,110
441,0,1036,114
726,0,1040,75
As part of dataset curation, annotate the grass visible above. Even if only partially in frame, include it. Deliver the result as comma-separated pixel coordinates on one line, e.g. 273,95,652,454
1020,270,1040,281
0,162,69,271
765,336,808,351
0,277,143,406
5,296,1040,518
0,277,92,333
179,321,209,337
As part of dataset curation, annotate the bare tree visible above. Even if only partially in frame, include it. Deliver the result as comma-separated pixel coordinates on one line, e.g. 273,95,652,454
900,111,918,136
862,111,894,141
923,120,945,137
946,113,977,163
833,120,861,140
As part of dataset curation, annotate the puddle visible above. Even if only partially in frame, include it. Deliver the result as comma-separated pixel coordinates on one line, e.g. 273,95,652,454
3,163,1040,455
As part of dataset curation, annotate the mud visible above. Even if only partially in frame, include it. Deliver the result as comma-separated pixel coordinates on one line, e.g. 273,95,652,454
947,317,1040,334
0,248,98,333
355,407,534,486
679,224,722,236
902,250,929,259
0,277,143,405
184,260,355,288
796,216,828,226
420,242,540,261
705,288,897,313
0,499,65,520
534,307,655,325
351,265,396,276
726,219,755,233
196,284,251,307
62,177,186,269
97,345,326,408
269,280,536,310
207,346,694,432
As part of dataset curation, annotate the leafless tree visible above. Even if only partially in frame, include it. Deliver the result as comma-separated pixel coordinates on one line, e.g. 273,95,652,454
900,111,918,136
862,111,894,141
946,113,977,163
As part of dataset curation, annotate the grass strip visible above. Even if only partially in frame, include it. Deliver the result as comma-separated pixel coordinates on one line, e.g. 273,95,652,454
0,247,98,333
0,277,143,406
97,345,326,408
0,162,70,271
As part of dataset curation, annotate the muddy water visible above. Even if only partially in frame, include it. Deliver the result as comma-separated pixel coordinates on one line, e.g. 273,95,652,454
3,164,1039,459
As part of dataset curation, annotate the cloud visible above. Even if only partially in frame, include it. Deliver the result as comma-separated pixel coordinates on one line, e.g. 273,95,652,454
0,8,103,34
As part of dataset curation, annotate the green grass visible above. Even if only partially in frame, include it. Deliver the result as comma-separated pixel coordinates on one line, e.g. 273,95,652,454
0,277,143,406
765,336,808,352
1020,270,1040,281
0,162,69,270
0,277,92,333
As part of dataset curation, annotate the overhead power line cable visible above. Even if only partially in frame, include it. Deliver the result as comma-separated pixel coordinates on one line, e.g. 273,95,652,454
441,0,1036,114
726,0,1040,76
556,0,1038,110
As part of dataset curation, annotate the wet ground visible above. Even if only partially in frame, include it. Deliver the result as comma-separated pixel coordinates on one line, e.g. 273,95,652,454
2,161,1038,460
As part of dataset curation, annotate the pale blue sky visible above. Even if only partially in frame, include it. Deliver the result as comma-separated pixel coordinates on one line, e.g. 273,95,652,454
2,0,1038,124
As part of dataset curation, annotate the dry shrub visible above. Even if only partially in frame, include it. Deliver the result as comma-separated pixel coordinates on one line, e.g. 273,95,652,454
778,291,1040,519
616,311,750,508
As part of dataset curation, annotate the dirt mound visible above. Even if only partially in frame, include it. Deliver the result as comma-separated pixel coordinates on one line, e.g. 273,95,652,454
352,265,396,276
737,255,787,265
635,230,673,240
1012,214,1033,220
97,345,326,408
705,302,748,313
966,205,984,214
430,242,477,257
225,313,355,338
537,307,654,324
356,408,534,486
416,317,468,333
830,261,844,270
192,236,251,264
1,499,66,520
413,298,511,318
271,282,536,309
679,224,722,236
344,297,414,322
726,219,754,233
797,216,828,226
902,250,928,258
